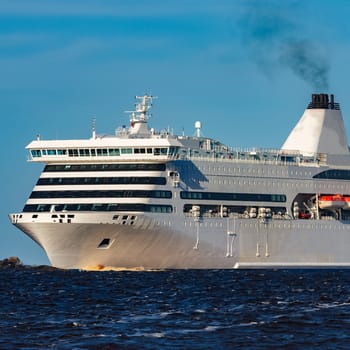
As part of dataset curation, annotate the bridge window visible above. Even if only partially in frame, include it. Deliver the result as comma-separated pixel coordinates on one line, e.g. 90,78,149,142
109,148,120,156
97,149,108,156
121,148,132,154
31,150,42,157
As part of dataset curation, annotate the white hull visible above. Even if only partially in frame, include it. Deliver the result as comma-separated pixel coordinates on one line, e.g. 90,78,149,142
12,214,350,269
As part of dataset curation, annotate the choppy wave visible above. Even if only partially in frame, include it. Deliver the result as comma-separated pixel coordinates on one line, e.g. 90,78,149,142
1,269,350,349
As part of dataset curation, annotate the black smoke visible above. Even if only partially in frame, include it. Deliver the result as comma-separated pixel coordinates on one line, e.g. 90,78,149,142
238,0,330,91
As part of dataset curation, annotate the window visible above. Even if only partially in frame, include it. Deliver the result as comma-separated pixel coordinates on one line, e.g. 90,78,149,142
68,149,78,157
169,147,178,156
109,148,120,156
31,150,41,157
121,148,132,154
91,204,108,211
79,149,90,156
134,148,146,154
97,149,108,156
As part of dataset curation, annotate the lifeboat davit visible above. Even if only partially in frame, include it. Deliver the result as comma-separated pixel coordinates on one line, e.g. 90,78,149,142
343,196,350,210
318,194,345,209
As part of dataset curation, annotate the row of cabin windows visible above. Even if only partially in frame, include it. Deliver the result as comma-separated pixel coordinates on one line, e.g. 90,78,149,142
180,191,286,202
37,176,167,186
197,165,314,177
44,163,166,172
30,188,285,202
206,178,350,192
23,203,173,213
29,190,172,199
30,147,177,158
198,167,350,179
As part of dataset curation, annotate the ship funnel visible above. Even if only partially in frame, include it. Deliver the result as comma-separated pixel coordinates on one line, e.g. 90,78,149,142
281,94,349,156
309,93,337,109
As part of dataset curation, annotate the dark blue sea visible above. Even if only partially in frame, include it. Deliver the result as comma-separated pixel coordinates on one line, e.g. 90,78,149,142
1,268,350,349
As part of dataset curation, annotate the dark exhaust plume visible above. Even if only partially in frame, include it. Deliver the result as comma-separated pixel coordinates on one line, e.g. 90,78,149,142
279,39,329,91
238,0,330,91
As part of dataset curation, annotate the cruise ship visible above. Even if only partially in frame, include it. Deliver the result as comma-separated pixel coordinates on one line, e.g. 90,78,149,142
9,93,350,269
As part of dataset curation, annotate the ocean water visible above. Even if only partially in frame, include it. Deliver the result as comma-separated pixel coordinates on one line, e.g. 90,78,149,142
1,268,350,349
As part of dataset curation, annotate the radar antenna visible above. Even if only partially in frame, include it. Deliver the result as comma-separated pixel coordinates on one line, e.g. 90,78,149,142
125,94,158,134
126,94,157,122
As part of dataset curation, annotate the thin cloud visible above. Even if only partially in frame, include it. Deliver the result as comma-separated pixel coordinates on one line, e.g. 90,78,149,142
0,33,173,64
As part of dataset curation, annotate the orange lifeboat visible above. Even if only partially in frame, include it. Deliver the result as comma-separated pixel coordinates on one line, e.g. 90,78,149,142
318,194,345,209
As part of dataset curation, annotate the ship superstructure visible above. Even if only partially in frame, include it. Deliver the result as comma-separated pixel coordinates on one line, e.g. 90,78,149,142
9,93,350,269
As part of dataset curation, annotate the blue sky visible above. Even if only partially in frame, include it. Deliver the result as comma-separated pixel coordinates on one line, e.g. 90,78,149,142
2,0,350,265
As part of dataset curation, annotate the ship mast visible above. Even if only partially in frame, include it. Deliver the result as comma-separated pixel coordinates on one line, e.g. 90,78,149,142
127,94,157,135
